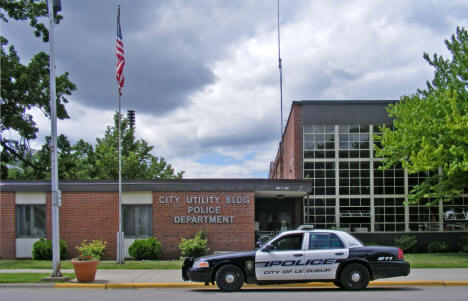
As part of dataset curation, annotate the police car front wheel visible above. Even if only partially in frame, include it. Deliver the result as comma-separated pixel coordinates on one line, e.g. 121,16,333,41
340,263,370,290
215,264,244,292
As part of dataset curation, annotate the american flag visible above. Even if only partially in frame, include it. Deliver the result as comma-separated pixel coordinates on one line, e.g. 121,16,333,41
116,5,125,95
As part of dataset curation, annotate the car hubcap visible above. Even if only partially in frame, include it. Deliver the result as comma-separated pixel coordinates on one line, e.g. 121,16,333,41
351,272,361,282
225,273,235,284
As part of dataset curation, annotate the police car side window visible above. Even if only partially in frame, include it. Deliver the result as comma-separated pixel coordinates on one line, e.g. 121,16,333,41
271,234,303,251
309,233,344,250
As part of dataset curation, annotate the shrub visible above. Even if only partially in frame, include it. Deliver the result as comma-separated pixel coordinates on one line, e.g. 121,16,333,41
459,236,468,253
32,238,68,260
393,235,417,252
128,237,162,260
427,241,450,253
179,230,210,258
365,241,379,246
76,239,108,261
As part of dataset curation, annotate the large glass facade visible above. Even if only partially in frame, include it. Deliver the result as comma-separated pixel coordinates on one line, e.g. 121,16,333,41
303,124,468,232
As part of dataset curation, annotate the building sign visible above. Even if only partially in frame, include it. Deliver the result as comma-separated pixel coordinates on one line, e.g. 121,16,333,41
159,195,250,224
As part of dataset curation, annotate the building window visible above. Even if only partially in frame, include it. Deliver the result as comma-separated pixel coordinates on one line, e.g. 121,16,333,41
15,205,46,238
442,197,468,232
338,125,369,159
304,198,335,229
303,125,335,159
339,161,370,195
339,198,371,232
123,205,152,237
304,162,335,195
375,198,405,232
409,200,439,232
374,161,405,195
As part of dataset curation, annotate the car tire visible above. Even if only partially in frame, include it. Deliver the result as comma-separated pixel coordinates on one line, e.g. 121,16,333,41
215,264,244,292
340,263,370,290
333,280,344,289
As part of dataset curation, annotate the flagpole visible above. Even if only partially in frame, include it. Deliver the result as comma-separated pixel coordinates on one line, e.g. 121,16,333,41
118,91,123,264
116,3,124,265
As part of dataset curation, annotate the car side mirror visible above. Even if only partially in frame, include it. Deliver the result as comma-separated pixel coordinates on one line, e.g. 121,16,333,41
262,244,275,252
255,241,263,249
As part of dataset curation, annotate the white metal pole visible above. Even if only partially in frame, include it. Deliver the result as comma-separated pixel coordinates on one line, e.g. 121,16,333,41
117,92,124,264
48,0,61,277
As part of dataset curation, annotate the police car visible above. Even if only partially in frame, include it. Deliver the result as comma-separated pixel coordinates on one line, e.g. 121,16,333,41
182,227,410,291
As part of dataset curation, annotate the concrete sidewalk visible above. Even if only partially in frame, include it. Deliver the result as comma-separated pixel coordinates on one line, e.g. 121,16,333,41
1,268,468,284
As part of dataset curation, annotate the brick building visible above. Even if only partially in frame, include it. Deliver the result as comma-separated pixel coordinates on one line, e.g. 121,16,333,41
270,100,468,239
0,179,310,259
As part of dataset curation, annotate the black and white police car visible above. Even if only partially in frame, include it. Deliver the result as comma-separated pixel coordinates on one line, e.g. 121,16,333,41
182,226,410,291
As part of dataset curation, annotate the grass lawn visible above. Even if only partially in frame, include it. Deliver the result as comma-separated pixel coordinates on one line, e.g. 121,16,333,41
0,260,183,270
0,273,75,283
405,253,468,268
1,253,468,270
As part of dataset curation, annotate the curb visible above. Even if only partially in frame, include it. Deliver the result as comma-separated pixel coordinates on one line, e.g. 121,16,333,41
54,281,468,289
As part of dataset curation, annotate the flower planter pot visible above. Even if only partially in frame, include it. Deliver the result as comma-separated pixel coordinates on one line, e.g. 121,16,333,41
71,259,99,282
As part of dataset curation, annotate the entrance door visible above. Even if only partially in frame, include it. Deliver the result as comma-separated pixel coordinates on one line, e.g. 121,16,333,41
255,233,305,281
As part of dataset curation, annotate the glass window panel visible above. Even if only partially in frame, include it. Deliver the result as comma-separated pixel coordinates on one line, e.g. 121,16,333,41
314,125,325,134
325,125,334,133
314,151,325,158
316,162,325,169
123,205,152,237
304,125,314,133
16,205,46,238
315,187,325,195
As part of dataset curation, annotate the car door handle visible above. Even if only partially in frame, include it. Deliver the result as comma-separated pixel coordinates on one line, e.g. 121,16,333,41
335,252,344,256
293,254,303,257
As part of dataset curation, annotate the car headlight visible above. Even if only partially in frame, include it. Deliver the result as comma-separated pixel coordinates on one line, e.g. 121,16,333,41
192,260,209,269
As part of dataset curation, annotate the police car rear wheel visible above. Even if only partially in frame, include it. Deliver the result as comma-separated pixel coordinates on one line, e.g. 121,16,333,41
215,264,244,292
340,263,370,290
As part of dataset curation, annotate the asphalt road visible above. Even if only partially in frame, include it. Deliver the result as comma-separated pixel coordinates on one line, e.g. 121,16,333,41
1,287,467,301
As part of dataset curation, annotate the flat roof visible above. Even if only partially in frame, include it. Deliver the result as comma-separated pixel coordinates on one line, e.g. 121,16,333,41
293,100,397,125
1,179,312,196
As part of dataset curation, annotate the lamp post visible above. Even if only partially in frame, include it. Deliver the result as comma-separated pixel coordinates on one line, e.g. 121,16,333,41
47,0,62,278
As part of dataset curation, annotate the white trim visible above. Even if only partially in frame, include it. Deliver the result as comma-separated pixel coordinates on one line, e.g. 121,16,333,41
16,238,40,258
122,191,152,204
15,192,46,204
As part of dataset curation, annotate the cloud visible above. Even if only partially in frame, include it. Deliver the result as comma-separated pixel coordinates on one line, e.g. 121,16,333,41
2,0,467,178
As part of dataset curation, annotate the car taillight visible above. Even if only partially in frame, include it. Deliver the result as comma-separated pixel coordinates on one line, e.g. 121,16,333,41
398,248,404,260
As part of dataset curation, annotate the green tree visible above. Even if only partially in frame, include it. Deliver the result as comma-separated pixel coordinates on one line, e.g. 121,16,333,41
0,0,76,178
93,113,184,180
375,27,468,205
6,135,95,180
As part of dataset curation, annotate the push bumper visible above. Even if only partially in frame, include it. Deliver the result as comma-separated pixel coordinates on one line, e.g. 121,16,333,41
181,257,211,283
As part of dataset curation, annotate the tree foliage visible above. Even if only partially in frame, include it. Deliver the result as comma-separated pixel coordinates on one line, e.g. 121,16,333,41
93,113,183,180
0,0,76,178
7,113,184,180
375,27,468,205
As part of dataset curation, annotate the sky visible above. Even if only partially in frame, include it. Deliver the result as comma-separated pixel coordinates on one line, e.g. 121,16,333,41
2,0,467,178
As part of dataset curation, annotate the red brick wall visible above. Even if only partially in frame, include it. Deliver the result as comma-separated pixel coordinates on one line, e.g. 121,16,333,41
57,192,119,260
279,104,303,179
0,192,15,259
3,190,256,260
154,192,255,258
